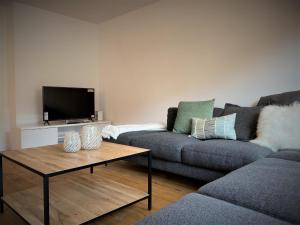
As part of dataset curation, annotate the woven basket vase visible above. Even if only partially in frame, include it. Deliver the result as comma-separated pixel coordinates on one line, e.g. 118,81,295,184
64,132,81,153
80,125,102,150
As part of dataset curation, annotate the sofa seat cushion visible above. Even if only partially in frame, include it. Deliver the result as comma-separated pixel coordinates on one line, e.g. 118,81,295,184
182,140,271,171
134,193,291,225
199,158,300,224
130,132,199,162
268,149,300,162
115,130,164,145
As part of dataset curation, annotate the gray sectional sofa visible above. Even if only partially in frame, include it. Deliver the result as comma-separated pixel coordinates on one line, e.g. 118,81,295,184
110,90,300,181
107,90,300,224
134,150,300,225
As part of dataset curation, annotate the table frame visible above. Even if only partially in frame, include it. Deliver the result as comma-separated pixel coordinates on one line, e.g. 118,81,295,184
0,151,152,225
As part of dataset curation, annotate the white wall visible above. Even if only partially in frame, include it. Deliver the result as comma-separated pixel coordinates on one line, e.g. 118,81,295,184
98,0,300,124
13,3,101,126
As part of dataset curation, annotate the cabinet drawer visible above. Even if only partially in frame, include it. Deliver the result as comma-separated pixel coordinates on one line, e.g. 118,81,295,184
21,128,58,149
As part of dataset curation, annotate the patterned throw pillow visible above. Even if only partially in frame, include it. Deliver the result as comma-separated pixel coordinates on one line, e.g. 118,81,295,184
191,113,237,140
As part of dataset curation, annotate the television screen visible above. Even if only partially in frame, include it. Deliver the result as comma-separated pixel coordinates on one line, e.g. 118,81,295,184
43,86,95,121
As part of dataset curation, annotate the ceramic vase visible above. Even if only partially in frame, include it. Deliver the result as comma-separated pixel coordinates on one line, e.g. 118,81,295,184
63,132,81,153
80,125,102,150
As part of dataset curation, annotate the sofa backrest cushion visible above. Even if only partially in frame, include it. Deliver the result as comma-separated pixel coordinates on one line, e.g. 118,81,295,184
267,149,300,162
257,90,300,106
167,107,178,131
167,107,224,131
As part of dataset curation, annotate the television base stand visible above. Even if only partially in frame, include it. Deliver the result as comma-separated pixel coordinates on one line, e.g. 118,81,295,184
44,121,50,126
65,120,91,124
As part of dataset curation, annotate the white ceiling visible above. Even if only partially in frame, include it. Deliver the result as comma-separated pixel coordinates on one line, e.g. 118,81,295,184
14,0,159,24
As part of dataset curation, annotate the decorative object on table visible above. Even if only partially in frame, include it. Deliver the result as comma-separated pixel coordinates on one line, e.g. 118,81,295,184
191,113,237,140
251,102,300,151
173,99,215,134
80,125,102,150
63,132,81,153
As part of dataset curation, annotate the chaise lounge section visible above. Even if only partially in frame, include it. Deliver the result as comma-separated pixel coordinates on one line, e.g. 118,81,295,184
134,150,300,225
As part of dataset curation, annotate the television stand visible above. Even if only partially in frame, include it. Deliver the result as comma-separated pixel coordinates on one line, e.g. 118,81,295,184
17,120,111,149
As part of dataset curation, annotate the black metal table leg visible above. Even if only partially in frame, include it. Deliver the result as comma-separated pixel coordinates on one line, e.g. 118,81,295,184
0,155,3,213
43,176,50,225
90,166,94,174
148,152,152,210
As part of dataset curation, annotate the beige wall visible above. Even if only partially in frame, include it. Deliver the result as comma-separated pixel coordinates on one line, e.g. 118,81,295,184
13,3,101,126
0,5,8,150
1,0,299,150
0,3,13,151
98,0,300,124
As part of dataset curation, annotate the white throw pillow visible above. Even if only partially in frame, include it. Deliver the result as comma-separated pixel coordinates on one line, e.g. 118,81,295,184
251,102,300,151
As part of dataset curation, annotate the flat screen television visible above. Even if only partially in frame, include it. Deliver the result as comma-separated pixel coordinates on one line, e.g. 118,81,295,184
43,86,95,122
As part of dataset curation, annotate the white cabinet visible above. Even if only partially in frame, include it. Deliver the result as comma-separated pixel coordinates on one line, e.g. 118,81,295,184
19,121,111,149
21,127,58,149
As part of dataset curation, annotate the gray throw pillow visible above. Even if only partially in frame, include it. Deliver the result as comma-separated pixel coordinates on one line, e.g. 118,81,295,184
223,104,262,141
212,107,224,117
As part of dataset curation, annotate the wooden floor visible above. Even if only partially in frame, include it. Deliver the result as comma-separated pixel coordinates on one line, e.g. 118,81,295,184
0,158,201,225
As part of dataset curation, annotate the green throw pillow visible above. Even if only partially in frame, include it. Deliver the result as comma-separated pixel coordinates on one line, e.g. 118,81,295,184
191,113,237,140
173,99,215,134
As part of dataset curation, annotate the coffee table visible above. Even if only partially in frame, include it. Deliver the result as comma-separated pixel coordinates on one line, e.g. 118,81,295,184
0,142,152,225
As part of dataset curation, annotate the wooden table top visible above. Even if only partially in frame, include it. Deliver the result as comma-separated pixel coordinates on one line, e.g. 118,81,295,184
0,142,149,176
